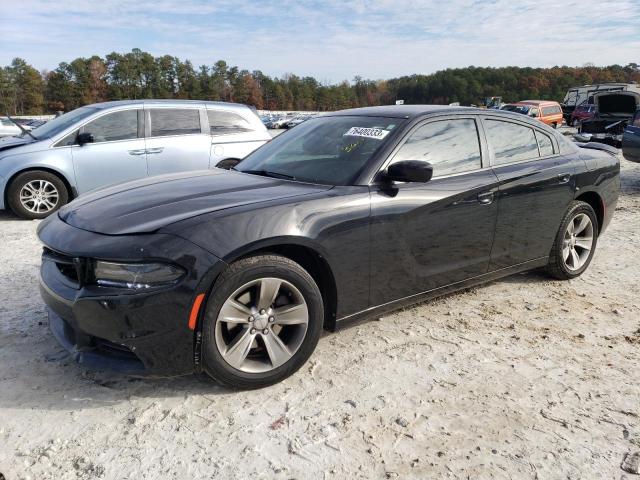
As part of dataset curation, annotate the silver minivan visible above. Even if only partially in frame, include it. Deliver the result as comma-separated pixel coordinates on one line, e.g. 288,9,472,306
0,100,272,219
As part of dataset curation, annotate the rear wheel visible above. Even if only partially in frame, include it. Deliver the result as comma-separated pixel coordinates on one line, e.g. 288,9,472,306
201,254,323,389
546,201,598,280
7,170,69,219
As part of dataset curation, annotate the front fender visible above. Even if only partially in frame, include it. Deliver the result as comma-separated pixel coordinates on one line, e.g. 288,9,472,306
0,148,76,206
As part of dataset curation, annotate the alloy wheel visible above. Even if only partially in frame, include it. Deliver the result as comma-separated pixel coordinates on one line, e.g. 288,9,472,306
214,277,309,373
562,213,594,271
19,180,59,214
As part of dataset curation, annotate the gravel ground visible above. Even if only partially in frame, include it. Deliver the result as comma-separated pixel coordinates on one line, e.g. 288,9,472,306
1,154,639,480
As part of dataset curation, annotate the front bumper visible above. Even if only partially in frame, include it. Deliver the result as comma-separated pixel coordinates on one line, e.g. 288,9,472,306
47,306,146,374
38,214,225,376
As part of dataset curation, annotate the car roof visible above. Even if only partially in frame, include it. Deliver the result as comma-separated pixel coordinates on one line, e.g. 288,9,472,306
89,99,250,111
327,105,476,119
516,100,559,106
325,105,562,128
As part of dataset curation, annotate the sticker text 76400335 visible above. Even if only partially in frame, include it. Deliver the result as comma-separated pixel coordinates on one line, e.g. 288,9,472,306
344,127,390,140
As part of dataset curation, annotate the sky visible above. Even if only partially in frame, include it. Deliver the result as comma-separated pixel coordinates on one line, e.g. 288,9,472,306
1,0,639,83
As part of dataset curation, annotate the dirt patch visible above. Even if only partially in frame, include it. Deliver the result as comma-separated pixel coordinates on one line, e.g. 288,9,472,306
0,155,639,479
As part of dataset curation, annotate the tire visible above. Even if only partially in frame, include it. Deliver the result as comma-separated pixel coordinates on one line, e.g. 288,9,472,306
546,201,598,280
201,254,323,389
552,122,558,129
7,170,69,220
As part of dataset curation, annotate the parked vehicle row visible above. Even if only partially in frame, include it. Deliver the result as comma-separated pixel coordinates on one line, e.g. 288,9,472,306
264,116,294,129
262,114,318,129
0,117,22,138
0,100,271,219
37,105,620,388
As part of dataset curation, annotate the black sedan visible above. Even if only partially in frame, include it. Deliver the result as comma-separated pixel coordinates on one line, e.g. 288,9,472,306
37,105,620,389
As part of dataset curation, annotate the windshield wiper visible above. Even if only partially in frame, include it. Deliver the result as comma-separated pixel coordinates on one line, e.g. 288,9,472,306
6,113,38,140
241,169,296,180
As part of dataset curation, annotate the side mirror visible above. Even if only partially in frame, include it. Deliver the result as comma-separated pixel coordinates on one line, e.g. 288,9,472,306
385,160,433,183
215,158,241,170
77,132,94,146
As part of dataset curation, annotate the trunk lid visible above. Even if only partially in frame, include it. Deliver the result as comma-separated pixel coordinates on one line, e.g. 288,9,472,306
594,91,640,116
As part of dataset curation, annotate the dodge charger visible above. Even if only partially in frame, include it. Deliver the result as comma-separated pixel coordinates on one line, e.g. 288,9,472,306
37,105,620,389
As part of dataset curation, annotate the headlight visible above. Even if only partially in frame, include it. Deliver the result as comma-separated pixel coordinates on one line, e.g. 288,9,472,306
94,261,185,289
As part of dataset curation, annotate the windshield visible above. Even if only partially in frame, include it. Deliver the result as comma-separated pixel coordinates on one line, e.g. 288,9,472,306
236,115,403,185
502,105,530,114
28,106,98,140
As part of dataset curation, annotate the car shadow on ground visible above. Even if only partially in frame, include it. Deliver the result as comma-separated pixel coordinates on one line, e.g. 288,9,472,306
0,210,19,221
0,262,551,412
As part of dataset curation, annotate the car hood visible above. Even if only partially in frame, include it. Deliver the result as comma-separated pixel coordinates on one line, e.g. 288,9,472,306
59,169,332,235
0,135,33,153
593,91,640,116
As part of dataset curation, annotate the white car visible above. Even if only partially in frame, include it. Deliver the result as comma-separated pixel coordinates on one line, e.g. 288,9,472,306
0,118,21,138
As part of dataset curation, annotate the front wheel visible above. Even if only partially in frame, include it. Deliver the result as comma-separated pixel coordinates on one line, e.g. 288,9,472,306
201,254,323,389
546,201,598,280
7,170,69,219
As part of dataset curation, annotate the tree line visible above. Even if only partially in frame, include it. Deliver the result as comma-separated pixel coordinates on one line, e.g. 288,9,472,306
1,48,639,115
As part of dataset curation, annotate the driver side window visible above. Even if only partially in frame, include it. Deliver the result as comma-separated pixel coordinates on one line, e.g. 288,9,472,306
390,119,482,177
83,110,139,143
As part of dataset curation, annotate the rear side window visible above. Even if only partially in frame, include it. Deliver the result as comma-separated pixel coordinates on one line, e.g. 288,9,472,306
485,120,539,165
391,118,482,177
535,131,554,156
150,109,201,137
542,106,560,116
83,110,138,143
207,110,253,135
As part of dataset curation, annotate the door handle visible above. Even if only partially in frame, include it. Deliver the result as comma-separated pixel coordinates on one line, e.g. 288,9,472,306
128,149,146,156
477,191,494,205
146,147,164,154
558,173,571,184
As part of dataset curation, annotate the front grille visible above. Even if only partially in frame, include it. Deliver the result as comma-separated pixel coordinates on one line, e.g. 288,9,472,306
56,262,79,283
42,247,91,288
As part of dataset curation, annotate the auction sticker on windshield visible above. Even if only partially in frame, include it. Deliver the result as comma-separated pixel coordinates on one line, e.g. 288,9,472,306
344,127,390,140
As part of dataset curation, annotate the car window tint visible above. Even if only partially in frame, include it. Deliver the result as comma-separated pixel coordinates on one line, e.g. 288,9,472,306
391,119,482,177
83,110,138,143
485,120,539,165
236,115,404,185
535,131,554,156
207,110,252,135
150,109,201,137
